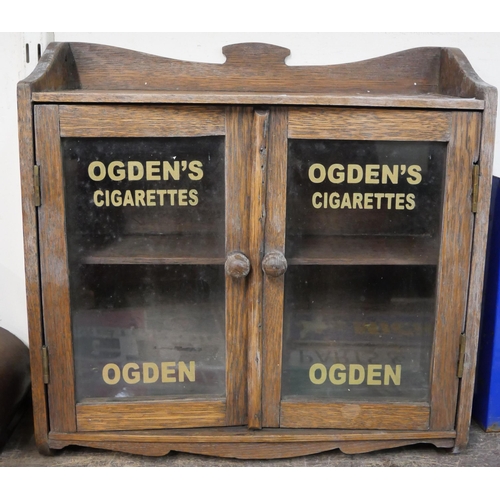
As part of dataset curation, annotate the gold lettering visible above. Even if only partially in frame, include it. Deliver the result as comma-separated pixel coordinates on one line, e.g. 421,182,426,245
329,364,346,384
88,161,106,181
382,165,398,184
128,161,144,181
352,192,363,209
146,161,161,181
364,192,373,209
123,363,140,384
340,192,352,209
94,190,104,207
161,362,176,383
365,164,380,184
309,363,327,384
347,164,363,183
123,190,134,206
309,163,326,183
406,193,416,210
178,189,188,206
349,364,365,385
312,192,322,208
189,189,199,206
163,161,180,180
407,165,422,185
134,190,146,206
111,190,122,207
385,192,395,209
146,189,156,206
374,192,385,209
384,365,402,385
157,189,167,206
188,160,204,180
102,363,120,385
143,362,159,383
178,361,196,382
367,364,383,385
327,164,345,184
307,363,402,387
395,193,405,210
329,192,340,208
108,161,126,181
167,189,176,205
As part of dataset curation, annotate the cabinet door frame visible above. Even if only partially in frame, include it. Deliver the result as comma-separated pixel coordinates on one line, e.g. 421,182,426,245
35,103,250,432
263,107,481,431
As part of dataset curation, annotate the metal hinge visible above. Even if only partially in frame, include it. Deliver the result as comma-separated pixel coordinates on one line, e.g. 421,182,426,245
472,163,480,213
34,164,41,207
42,345,49,384
457,333,466,378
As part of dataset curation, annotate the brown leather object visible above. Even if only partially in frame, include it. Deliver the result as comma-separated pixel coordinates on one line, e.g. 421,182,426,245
0,327,30,450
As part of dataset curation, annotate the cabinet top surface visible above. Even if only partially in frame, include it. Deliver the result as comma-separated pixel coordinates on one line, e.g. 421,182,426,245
19,42,495,109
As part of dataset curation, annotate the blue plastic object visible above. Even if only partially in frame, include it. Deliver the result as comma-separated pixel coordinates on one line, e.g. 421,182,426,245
473,175,500,431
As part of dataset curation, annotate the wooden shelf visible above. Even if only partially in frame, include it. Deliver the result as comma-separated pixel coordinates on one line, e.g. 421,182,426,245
80,234,225,265
287,235,440,266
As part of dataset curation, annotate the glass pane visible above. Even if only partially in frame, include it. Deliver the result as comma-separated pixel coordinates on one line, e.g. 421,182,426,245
282,265,436,401
282,140,445,402
286,140,446,243
71,265,225,401
61,137,226,402
62,137,225,259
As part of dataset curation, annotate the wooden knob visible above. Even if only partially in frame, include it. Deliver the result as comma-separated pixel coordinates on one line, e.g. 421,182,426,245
225,252,251,278
262,251,287,277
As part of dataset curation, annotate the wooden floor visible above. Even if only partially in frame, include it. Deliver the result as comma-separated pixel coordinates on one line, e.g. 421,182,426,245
2,405,500,466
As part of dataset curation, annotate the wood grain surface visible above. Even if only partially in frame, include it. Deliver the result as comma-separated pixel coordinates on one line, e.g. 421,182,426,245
246,110,270,429
288,108,452,141
59,105,225,137
262,107,288,427
281,401,429,430
35,105,77,433
224,107,252,426
429,112,480,431
32,90,485,109
77,400,226,431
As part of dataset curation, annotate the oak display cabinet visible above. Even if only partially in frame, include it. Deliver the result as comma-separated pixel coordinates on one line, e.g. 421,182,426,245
17,42,497,458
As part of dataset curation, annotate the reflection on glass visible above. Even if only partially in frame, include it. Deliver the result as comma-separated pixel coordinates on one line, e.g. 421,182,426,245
282,266,436,401
283,140,445,402
71,265,225,401
62,137,226,402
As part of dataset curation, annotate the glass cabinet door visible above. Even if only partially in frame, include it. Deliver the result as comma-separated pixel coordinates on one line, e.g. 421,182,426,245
35,105,249,432
264,108,481,431
34,103,482,434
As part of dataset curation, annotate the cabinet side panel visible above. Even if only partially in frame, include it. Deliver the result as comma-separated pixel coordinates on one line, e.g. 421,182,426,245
17,85,51,452
35,105,77,433
455,91,497,450
430,112,480,430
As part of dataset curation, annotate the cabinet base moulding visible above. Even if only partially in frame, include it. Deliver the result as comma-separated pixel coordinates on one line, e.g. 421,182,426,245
46,430,456,458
